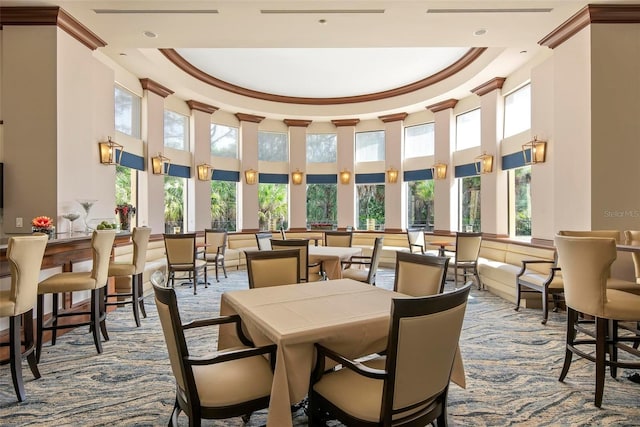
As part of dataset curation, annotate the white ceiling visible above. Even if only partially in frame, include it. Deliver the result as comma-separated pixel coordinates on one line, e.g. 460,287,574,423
3,0,632,120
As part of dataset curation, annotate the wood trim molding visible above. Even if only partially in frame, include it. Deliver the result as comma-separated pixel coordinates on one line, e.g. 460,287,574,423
539,4,640,49
331,119,360,127
283,119,312,127
378,112,408,123
426,99,458,113
139,78,174,98
0,6,107,50
235,113,265,123
471,77,506,96
159,47,487,105
186,100,218,114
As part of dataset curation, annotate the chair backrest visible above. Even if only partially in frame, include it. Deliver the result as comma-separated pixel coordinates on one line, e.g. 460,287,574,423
407,228,425,254
164,233,197,266
92,230,118,287
455,232,482,263
131,227,152,274
271,238,310,281
324,231,353,247
554,235,617,318
5,234,48,316
152,276,199,409
557,229,621,243
205,229,227,256
624,230,640,280
366,236,384,284
394,252,449,296
245,249,300,288
255,232,273,250
381,283,471,425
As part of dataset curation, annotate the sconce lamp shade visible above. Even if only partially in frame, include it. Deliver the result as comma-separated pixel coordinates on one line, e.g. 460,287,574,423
474,152,494,174
432,162,447,180
339,170,351,185
291,169,304,185
197,163,213,181
522,137,547,164
386,167,399,183
98,137,123,165
151,153,171,175
244,168,258,185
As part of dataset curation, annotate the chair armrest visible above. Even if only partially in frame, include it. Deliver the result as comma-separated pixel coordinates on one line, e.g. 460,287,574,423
409,243,425,254
313,343,386,382
183,314,254,346
516,259,556,277
186,343,277,367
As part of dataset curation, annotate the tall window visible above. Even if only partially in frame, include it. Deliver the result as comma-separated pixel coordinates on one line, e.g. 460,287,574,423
456,109,481,151
211,124,238,158
164,176,186,233
306,134,337,163
504,84,531,138
307,184,337,228
164,110,189,150
258,132,288,162
459,176,481,232
115,165,137,229
511,166,532,237
356,131,385,162
258,184,288,230
404,123,435,158
407,180,435,231
211,181,237,231
114,85,141,138
357,184,385,230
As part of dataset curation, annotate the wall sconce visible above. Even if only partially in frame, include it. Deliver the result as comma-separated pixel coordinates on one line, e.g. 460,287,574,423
98,137,123,165
431,162,448,180
291,169,304,185
197,163,213,181
522,137,547,164
474,152,494,174
339,169,351,185
244,168,258,185
151,153,171,175
386,167,399,184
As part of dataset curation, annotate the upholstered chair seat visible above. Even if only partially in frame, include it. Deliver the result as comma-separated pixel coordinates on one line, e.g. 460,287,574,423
342,237,383,285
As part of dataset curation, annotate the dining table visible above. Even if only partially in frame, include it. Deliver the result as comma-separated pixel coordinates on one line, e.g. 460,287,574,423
308,245,362,279
430,240,455,257
218,279,466,427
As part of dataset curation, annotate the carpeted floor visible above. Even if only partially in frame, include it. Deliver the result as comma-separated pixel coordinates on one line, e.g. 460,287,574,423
1,267,640,426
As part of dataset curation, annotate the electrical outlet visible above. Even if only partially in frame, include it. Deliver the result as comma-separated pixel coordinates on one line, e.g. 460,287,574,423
16,217,23,228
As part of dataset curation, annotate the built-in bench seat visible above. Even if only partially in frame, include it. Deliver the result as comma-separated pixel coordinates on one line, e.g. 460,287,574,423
351,232,410,268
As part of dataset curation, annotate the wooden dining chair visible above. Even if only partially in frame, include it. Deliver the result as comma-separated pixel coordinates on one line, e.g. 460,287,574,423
244,249,301,288
406,227,425,254
324,231,353,247
204,229,228,282
163,233,208,295
342,236,383,285
270,239,324,282
255,232,273,250
447,232,482,289
394,251,449,296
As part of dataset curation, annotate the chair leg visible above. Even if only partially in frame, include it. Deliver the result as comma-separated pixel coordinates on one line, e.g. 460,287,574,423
9,315,25,402
23,310,40,380
609,319,618,379
169,397,180,427
559,307,577,382
36,294,44,364
541,288,549,325
51,293,59,345
474,269,482,290
98,287,109,341
595,317,606,407
222,261,227,278
131,274,141,327
192,270,198,295
215,260,220,282
91,289,104,354
514,282,522,312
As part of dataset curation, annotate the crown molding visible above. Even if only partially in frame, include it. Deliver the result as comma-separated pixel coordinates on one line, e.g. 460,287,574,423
283,119,312,127
379,112,408,123
426,99,458,113
471,77,506,96
139,78,174,98
235,113,265,123
186,100,218,114
331,119,360,127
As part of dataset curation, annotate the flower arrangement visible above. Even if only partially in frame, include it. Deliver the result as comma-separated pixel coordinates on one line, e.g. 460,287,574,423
32,216,55,239
115,203,136,231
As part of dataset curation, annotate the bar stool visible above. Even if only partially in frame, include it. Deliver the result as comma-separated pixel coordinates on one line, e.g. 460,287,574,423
105,227,151,327
0,234,48,401
36,230,116,361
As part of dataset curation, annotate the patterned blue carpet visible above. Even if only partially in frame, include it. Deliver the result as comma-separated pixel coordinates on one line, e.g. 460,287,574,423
1,267,639,426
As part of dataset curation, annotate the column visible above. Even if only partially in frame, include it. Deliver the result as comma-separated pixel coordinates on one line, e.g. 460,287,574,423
427,99,458,234
285,119,312,231
333,119,359,230
379,113,407,232
236,113,264,232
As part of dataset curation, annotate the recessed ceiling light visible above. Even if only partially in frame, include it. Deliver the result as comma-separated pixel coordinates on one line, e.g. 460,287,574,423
143,30,158,38
520,50,528,54
318,19,327,24
473,29,487,36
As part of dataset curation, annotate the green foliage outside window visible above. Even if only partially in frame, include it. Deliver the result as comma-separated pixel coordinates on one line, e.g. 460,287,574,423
408,180,434,230
460,176,481,232
211,181,237,231
115,165,131,206
357,184,385,230
307,184,337,228
164,176,184,233
515,166,532,236
258,184,288,231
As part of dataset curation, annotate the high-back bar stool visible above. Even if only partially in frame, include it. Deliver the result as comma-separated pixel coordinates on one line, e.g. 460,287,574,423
0,234,48,401
36,230,117,362
105,227,151,327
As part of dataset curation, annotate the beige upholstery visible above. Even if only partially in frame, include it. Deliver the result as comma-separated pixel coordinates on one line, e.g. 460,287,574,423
554,235,640,407
255,232,273,250
0,234,48,402
204,229,228,282
324,231,353,247
164,233,208,295
106,227,151,326
37,230,117,360
407,228,425,254
448,232,482,289
151,274,275,425
245,249,301,288
394,252,449,296
625,230,640,285
271,238,323,282
308,284,471,426
342,237,384,285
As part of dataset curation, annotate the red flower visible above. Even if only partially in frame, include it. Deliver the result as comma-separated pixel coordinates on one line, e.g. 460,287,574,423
32,216,53,229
